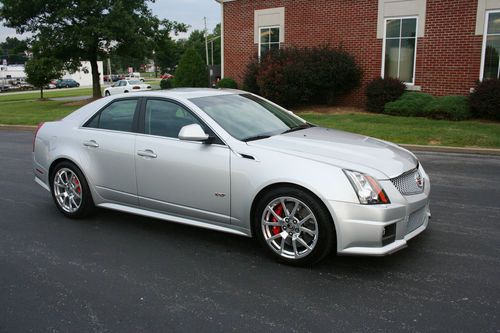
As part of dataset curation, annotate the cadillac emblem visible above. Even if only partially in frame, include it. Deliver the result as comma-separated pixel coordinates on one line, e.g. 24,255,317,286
415,171,423,189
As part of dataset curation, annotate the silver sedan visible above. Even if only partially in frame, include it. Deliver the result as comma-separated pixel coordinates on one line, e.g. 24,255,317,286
33,89,431,265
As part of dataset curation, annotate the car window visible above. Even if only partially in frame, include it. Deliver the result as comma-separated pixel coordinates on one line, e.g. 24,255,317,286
86,99,138,132
119,81,125,87
145,99,201,138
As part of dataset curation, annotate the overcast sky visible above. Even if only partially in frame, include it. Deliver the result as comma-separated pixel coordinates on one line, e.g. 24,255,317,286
0,0,221,42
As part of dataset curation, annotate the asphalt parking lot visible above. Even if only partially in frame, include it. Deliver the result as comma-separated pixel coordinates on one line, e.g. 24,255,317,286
0,129,499,332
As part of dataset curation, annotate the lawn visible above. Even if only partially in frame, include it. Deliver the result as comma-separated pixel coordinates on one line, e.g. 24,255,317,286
299,112,500,148
1,92,499,148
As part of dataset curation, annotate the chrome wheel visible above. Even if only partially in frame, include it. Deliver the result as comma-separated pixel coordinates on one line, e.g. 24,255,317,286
261,197,319,259
53,168,82,213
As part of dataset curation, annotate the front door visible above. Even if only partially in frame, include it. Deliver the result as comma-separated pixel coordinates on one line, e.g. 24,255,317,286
135,98,231,224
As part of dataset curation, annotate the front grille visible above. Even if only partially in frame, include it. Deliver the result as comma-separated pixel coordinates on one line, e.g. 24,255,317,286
390,167,424,196
407,206,427,234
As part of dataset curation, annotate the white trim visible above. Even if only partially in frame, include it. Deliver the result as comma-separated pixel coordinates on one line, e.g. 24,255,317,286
258,25,281,59
220,1,224,78
381,16,419,85
479,9,500,81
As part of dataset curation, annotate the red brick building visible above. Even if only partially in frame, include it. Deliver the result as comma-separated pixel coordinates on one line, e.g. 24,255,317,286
215,0,500,107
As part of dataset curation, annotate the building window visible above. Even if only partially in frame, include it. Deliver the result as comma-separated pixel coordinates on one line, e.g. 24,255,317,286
259,26,280,58
481,11,500,80
382,17,418,84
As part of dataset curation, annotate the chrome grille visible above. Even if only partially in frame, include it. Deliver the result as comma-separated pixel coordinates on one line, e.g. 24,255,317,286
391,167,424,195
407,206,427,234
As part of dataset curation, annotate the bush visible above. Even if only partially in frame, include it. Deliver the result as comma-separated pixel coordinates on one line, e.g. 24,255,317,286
470,79,500,121
242,58,260,94
365,77,406,113
175,47,208,87
160,78,174,89
384,92,434,117
243,46,362,107
216,77,238,89
423,96,471,121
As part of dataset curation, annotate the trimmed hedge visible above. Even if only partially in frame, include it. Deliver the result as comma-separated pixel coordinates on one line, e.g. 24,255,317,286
423,96,471,121
160,78,174,89
470,79,500,121
216,77,238,89
243,46,362,107
365,77,406,113
384,92,434,117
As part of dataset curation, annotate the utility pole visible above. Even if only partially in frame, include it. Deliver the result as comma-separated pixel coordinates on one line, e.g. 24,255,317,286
204,17,209,66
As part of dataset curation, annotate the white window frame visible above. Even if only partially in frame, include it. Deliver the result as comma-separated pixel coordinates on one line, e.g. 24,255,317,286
381,16,419,85
258,25,281,59
480,9,500,81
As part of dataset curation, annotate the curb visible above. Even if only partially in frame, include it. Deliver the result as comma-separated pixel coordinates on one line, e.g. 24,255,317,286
1,124,499,156
400,144,500,156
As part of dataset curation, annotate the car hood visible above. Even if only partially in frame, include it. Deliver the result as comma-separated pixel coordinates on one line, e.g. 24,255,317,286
247,127,417,179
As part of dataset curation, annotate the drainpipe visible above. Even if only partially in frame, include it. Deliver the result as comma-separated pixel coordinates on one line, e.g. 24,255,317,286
215,0,224,78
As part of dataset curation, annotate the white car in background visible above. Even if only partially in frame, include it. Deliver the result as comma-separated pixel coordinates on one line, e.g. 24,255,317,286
104,80,151,96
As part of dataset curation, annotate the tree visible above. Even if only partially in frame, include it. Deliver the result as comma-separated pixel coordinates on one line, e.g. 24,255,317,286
0,1,185,98
24,57,64,99
0,37,28,64
175,47,208,87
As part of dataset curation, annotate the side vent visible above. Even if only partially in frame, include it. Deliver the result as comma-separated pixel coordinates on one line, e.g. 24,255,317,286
239,153,255,160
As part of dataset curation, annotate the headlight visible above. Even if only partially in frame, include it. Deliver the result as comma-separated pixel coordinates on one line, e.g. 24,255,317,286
343,170,390,205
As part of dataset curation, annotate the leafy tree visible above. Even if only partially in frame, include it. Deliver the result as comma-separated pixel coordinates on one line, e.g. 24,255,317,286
180,24,221,66
0,37,28,64
24,57,64,99
175,47,208,87
0,0,185,98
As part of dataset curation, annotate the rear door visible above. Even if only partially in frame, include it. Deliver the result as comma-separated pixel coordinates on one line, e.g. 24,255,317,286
78,97,140,205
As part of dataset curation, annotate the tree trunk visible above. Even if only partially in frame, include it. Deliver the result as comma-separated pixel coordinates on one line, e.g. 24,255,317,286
90,57,102,98
40,87,44,99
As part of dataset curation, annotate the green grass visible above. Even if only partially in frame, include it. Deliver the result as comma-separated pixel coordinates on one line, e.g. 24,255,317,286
0,88,93,102
0,99,79,125
299,112,500,148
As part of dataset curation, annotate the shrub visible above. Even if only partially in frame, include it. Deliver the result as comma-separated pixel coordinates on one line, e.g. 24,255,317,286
175,47,208,87
384,92,434,117
365,77,406,113
242,58,260,94
470,79,500,121
244,46,362,107
423,95,471,121
216,77,238,89
160,78,174,89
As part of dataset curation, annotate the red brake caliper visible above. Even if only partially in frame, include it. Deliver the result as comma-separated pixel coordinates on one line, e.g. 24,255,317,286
271,204,284,235
73,177,81,193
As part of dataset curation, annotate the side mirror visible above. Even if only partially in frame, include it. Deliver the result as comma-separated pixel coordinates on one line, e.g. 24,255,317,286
178,124,210,142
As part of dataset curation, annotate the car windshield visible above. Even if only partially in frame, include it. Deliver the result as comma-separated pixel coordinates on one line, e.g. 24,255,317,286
190,94,308,141
129,80,141,85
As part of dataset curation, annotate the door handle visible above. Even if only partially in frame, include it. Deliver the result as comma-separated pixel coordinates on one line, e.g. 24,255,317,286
83,140,99,148
137,149,157,158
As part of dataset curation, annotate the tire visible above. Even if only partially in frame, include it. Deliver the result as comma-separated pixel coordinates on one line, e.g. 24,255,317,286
253,186,336,266
124,90,129,93
105,91,110,96
50,161,94,218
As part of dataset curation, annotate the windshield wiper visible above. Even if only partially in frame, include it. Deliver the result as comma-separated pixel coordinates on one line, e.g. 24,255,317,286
281,123,313,134
242,135,272,142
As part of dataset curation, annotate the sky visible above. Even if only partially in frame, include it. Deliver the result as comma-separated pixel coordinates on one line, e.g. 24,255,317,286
0,0,221,42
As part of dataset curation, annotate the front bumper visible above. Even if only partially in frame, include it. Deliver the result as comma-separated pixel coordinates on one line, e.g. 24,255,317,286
328,178,431,256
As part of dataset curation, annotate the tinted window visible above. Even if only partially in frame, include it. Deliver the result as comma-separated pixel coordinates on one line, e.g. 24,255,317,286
145,99,200,138
86,99,138,132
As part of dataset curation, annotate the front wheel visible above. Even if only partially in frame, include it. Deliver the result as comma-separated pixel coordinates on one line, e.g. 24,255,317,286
50,161,94,218
254,187,336,266
104,90,110,96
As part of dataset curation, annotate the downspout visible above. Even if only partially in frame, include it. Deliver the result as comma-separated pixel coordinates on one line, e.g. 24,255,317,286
216,0,225,78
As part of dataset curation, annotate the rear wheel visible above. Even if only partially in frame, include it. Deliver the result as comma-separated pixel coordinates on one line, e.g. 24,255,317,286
50,161,94,218
254,187,335,266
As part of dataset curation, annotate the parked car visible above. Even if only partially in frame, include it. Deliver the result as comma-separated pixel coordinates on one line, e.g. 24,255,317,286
56,79,80,88
32,89,431,266
125,72,145,82
160,73,174,80
103,80,151,96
